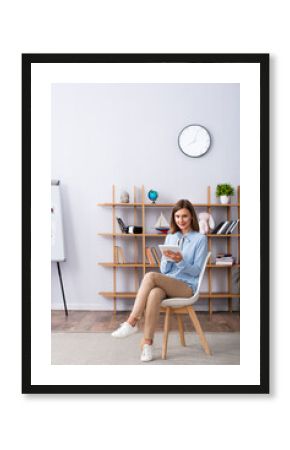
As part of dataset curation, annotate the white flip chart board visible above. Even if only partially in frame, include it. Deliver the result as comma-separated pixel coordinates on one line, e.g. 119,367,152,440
51,180,66,262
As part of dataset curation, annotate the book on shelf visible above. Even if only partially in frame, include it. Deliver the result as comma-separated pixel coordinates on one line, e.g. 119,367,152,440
215,261,234,266
145,247,156,266
113,245,126,263
144,251,149,264
215,253,235,265
151,246,161,265
216,253,234,258
119,246,126,263
113,246,119,263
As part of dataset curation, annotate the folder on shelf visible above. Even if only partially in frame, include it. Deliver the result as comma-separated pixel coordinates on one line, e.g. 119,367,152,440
217,220,231,234
220,220,235,234
211,221,225,234
226,219,239,234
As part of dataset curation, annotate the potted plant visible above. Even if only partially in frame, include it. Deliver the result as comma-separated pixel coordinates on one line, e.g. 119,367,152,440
216,183,235,204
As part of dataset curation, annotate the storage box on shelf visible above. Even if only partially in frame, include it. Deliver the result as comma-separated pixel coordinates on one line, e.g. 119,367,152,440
97,185,240,317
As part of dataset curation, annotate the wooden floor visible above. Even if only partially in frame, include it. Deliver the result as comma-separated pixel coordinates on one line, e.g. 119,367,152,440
51,310,240,333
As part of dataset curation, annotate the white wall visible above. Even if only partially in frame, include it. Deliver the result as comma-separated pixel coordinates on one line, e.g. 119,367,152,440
51,83,240,310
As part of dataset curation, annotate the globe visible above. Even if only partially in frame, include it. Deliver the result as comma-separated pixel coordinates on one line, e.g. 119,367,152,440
148,190,158,203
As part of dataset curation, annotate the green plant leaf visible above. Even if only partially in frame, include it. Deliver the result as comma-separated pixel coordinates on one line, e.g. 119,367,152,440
215,183,235,196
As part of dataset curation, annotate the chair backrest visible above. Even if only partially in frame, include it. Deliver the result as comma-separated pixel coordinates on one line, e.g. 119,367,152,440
195,252,211,293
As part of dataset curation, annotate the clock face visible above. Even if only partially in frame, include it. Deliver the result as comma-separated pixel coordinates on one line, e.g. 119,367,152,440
178,125,211,158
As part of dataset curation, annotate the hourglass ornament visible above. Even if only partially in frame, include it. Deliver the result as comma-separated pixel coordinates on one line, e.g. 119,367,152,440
148,190,158,204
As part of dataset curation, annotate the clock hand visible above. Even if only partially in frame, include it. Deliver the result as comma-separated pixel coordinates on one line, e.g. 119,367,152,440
187,129,205,146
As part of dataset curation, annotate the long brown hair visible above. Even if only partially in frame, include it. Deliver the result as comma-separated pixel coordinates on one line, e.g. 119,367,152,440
169,199,199,234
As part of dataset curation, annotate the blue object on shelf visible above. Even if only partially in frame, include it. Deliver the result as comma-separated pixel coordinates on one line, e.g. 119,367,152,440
148,190,158,203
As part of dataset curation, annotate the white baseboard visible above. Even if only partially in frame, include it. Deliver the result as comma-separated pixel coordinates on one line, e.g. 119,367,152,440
51,302,118,311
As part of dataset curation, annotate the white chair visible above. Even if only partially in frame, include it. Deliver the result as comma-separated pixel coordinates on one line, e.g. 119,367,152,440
160,252,212,359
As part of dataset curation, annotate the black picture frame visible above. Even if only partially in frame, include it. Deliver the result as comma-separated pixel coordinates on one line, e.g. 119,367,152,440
22,53,269,394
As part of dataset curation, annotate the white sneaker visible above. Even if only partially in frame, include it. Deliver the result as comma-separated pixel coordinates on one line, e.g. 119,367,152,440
111,322,138,338
140,344,153,362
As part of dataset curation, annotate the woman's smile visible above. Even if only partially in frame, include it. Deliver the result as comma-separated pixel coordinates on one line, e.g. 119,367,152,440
174,208,192,233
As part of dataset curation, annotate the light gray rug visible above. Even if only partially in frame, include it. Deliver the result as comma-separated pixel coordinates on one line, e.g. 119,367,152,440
51,331,240,365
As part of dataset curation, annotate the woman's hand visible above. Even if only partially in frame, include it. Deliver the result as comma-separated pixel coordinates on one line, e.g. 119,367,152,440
164,250,183,263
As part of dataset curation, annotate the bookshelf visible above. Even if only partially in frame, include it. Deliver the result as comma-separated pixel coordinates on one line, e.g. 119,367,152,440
97,185,240,317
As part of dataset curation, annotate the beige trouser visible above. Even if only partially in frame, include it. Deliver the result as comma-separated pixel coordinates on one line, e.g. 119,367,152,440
130,272,193,340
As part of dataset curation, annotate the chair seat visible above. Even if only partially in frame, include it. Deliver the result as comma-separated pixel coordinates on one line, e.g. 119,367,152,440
161,293,198,308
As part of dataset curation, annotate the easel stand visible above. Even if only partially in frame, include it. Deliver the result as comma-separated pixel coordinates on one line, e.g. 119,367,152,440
56,262,68,316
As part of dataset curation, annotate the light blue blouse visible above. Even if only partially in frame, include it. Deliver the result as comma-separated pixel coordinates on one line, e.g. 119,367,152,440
160,230,208,292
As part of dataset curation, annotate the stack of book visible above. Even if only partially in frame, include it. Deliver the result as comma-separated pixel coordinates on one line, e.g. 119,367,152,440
113,246,126,263
215,253,235,265
211,219,239,235
145,247,161,265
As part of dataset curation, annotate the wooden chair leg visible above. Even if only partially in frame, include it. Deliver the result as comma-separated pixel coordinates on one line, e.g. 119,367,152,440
162,307,171,360
187,306,212,356
176,314,186,346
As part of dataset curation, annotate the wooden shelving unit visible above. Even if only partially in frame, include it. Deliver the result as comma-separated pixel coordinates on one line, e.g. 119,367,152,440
97,185,240,317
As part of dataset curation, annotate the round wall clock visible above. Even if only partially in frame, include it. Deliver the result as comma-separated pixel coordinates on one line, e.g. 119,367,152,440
178,124,211,158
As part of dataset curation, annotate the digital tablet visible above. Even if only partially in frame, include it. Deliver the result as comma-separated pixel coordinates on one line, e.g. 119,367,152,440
158,244,182,262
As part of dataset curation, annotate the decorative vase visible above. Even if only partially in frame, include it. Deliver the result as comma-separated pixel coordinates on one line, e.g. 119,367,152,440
220,195,230,204
120,191,130,203
148,190,158,204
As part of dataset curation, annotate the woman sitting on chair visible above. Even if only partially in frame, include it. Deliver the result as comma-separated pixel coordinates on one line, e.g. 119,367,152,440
112,199,208,362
